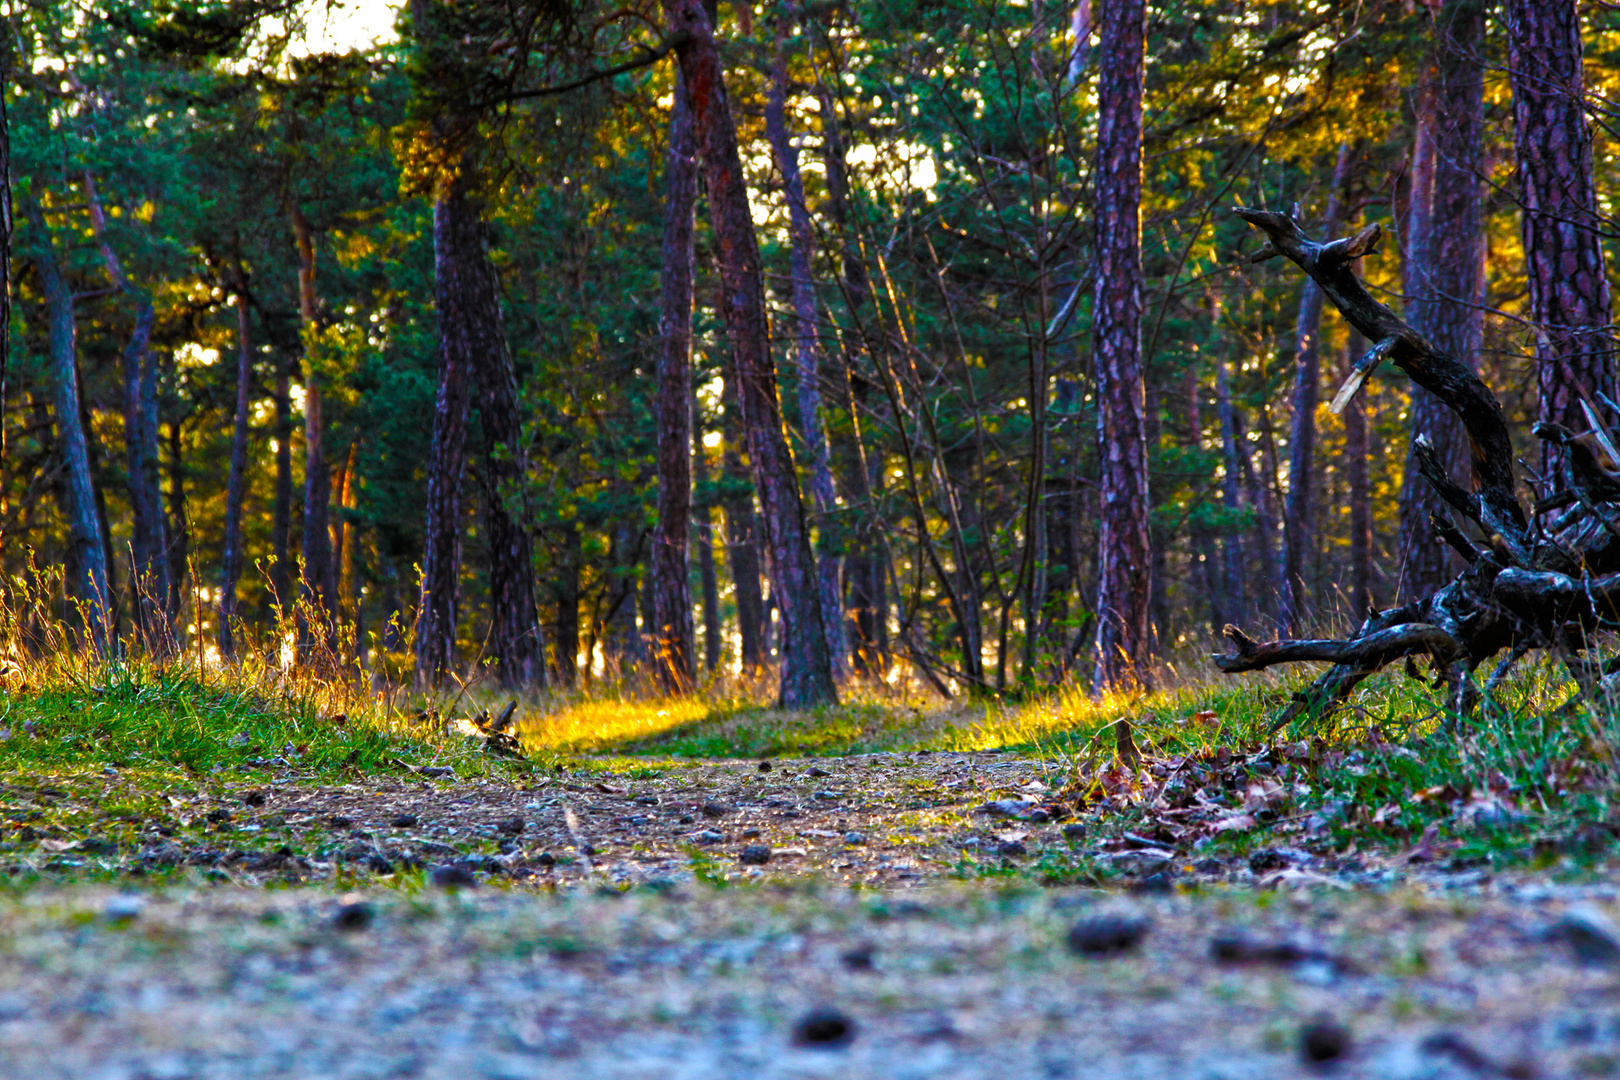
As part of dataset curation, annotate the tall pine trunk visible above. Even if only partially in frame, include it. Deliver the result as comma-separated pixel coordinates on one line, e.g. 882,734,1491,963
1090,0,1151,692
691,400,723,672
1505,0,1617,440
289,204,336,656
766,23,847,679
1278,143,1350,635
666,0,836,707
469,220,545,689
271,350,292,619
414,179,477,687
718,362,767,671
1398,6,1482,598
1342,329,1374,617
25,197,110,648
219,282,254,658
651,70,699,693
83,173,169,648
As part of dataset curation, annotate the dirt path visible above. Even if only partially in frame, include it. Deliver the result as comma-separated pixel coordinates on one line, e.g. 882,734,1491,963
3,878,1619,1078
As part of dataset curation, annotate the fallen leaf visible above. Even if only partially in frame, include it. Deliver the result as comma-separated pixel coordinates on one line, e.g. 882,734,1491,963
594,782,627,795
1211,813,1257,834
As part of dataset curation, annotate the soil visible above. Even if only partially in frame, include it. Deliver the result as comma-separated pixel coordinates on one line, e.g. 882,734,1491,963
2,752,1619,1077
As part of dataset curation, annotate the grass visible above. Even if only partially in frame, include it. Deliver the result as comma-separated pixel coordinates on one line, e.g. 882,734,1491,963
6,583,1620,886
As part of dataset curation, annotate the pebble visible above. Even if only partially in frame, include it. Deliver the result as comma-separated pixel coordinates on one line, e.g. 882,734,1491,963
333,902,374,932
997,840,1027,858
390,814,419,829
1554,905,1620,965
758,761,773,772
1299,1016,1350,1063
1067,913,1151,957
1062,822,1087,841
695,830,725,845
844,832,867,846
701,801,733,819
738,845,771,866
429,864,477,889
496,816,525,836
792,1007,856,1048
535,852,556,867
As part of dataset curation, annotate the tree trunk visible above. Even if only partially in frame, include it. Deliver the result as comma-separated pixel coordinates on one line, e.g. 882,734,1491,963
1278,143,1351,635
665,0,836,708
82,172,169,649
468,222,545,690
0,38,9,493
651,69,699,693
766,22,847,680
164,417,188,629
1398,7,1483,599
1090,0,1151,692
1505,0,1617,441
413,181,476,687
718,362,767,671
272,349,292,619
1215,341,1247,627
1342,328,1374,617
1183,366,1225,636
553,524,581,686
25,197,110,647
289,204,336,656
219,282,254,658
692,396,723,672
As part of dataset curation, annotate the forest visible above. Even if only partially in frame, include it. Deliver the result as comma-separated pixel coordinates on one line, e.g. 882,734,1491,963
1,0,1616,714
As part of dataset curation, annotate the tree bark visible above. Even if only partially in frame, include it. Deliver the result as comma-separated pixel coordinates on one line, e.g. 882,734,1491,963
289,203,336,656
468,217,545,690
651,69,699,693
219,279,254,658
1504,0,1617,443
82,173,170,648
666,0,836,707
164,417,188,627
718,361,767,671
1090,0,1151,692
1215,339,1248,626
1342,329,1374,617
766,20,847,680
692,396,723,672
1278,143,1351,635
271,349,292,619
0,36,9,494
553,524,581,686
24,197,110,647
1400,5,1483,599
413,180,477,687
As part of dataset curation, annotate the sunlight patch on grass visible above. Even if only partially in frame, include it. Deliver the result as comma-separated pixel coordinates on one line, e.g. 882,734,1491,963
520,697,715,753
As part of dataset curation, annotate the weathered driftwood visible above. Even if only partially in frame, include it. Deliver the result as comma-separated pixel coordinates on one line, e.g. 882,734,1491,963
1215,207,1620,731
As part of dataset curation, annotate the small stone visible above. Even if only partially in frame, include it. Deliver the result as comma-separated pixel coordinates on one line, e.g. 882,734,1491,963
390,814,418,829
1061,822,1087,841
805,767,831,778
333,902,373,931
792,1007,856,1048
1067,913,1151,957
535,852,556,867
1193,857,1225,874
1030,809,1052,824
758,760,773,773
996,840,1027,858
841,944,876,970
1131,871,1172,894
429,864,477,889
496,816,525,836
205,808,232,824
242,791,266,807
701,801,734,818
844,832,867,846
742,828,762,839
326,815,354,828
102,894,144,923
1555,905,1620,965
739,845,771,866
678,814,694,824
695,830,725,845
813,791,840,802
1299,1016,1350,1063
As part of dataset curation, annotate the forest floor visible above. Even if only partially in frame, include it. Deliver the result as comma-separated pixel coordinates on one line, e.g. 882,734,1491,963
1,660,1620,1076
